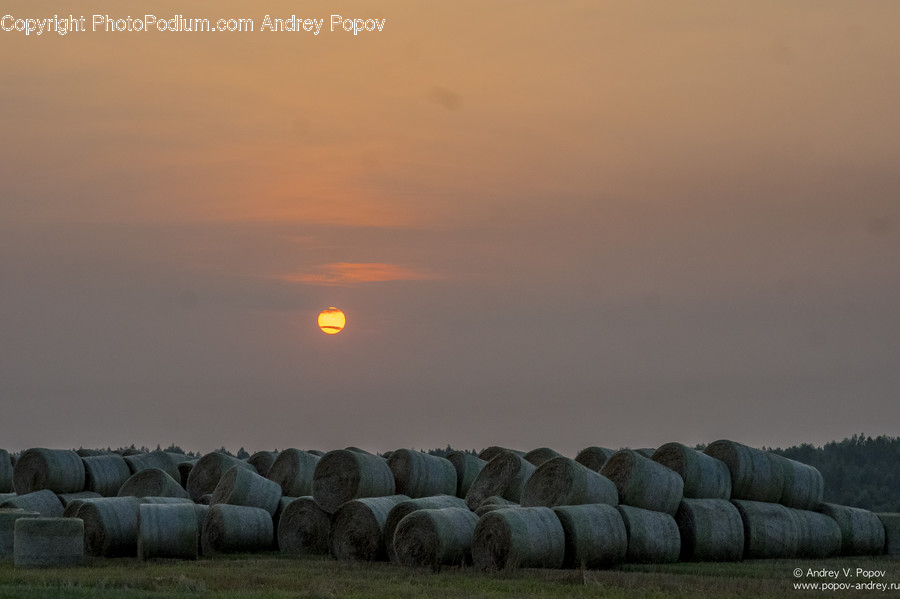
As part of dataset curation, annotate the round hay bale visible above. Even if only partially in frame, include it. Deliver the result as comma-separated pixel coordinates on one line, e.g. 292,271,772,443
616,505,680,564
771,454,824,510
522,448,563,467
600,450,684,515
56,491,102,507
446,451,486,498
277,496,331,554
877,513,900,556
574,446,615,472
123,450,179,480
211,466,282,516
394,507,480,569
137,503,199,560
330,494,410,561
0,509,39,559
790,508,841,558
674,498,743,562
77,496,142,557
82,454,131,497
118,468,190,499
652,443,731,500
0,490,64,517
201,504,273,555
312,450,395,514
552,503,627,569
478,446,525,462
471,507,565,570
267,449,321,498
248,451,278,478
62,499,92,519
817,502,885,556
704,440,783,503
387,450,457,498
14,517,83,568
13,448,85,495
731,499,799,559
177,461,196,489
272,496,297,537
521,457,618,508
383,495,467,563
0,449,13,493
465,451,537,511
186,452,256,502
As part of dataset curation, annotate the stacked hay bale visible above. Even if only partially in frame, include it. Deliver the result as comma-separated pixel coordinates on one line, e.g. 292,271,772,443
383,495,467,563
387,450,456,498
791,507,842,558
652,443,731,500
445,451,486,499
186,452,256,502
465,451,536,510
77,496,143,557
13,448,85,495
522,448,563,467
393,507,480,569
267,449,320,497
312,450,395,513
201,504,273,554
552,503,627,568
521,457,618,508
210,466,282,516
247,451,278,478
0,509,39,559
82,454,132,497
574,446,615,472
14,518,83,568
471,507,565,570
330,495,410,561
123,450,179,481
0,490,64,517
731,500,799,559
674,498,743,562
616,505,681,563
877,513,900,556
600,450,683,515
704,441,783,503
138,503,202,560
118,469,190,499
817,503,885,556
277,497,331,554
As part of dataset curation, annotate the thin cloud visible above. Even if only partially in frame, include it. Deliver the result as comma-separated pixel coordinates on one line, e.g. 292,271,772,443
282,262,436,286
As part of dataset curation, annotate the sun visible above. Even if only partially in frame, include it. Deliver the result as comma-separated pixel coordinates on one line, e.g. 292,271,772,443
317,307,346,335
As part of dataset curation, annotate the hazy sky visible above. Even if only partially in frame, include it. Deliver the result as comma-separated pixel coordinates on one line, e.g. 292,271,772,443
2,1,898,455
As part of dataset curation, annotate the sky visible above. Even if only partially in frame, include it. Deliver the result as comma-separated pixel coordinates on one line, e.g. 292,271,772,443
1,1,899,455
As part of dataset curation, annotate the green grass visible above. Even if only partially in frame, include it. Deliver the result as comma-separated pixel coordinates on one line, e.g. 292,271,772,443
0,554,898,599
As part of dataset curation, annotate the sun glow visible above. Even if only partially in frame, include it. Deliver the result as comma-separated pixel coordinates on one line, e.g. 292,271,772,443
317,307,346,335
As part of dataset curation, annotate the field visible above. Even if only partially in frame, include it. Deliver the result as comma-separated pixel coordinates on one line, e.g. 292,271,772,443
1,554,898,599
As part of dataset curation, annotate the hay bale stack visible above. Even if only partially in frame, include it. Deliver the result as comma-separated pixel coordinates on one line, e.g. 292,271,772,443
465,451,536,511
731,499,799,559
277,496,331,554
211,466,282,516
523,448,563,467
201,504,273,554
56,491,102,507
267,449,321,498
330,495,410,561
123,450,179,480
478,447,525,462
13,448,85,495
817,503,885,556
772,455,824,510
137,503,200,560
652,443,731,499
600,450,684,515
14,518,83,568
383,495,468,563
0,509,39,559
387,450,457,498
704,440,783,503
674,498,743,562
790,508,841,558
118,469,190,499
877,513,900,556
616,505,681,564
186,452,256,502
0,490,64,517
82,454,131,497
0,450,12,493
574,446,615,472
312,450,395,514
248,451,278,478
552,503,627,568
521,457,618,508
446,451,486,498
77,496,142,557
394,507,480,569
471,507,565,570
177,461,196,489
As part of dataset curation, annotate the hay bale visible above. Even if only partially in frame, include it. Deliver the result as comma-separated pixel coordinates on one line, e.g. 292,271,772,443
211,466,282,516
248,451,278,478
56,491,102,506
394,507,480,569
0,509,39,559
272,497,297,538
478,446,525,462
790,508,841,558
13,448,85,495
123,450,179,480
446,451,486,498
817,502,885,556
177,461,196,489
471,507,565,570
771,454,824,510
652,443,731,500
465,451,536,511
674,498,743,562
312,450,395,514
137,503,200,560
616,505,680,564
201,504,273,555
877,513,900,556
387,450,457,498
574,446,615,472
600,450,684,515
186,451,256,502
82,454,131,497
77,496,142,557
330,495,410,561
552,503,627,568
277,496,331,554
0,490,64,517
523,448,563,467
0,450,12,493
731,499,799,559
62,499,92,518
267,449,321,497
704,440,783,503
118,468,190,499
521,457,618,508
14,517,83,568
383,495,467,563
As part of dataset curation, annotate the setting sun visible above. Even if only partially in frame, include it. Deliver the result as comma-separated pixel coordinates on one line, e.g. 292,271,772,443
317,307,346,335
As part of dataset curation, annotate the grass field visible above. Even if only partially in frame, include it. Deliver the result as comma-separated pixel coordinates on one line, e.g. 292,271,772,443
1,554,898,599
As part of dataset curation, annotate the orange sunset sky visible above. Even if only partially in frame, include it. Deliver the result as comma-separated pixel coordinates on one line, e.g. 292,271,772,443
1,1,898,453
